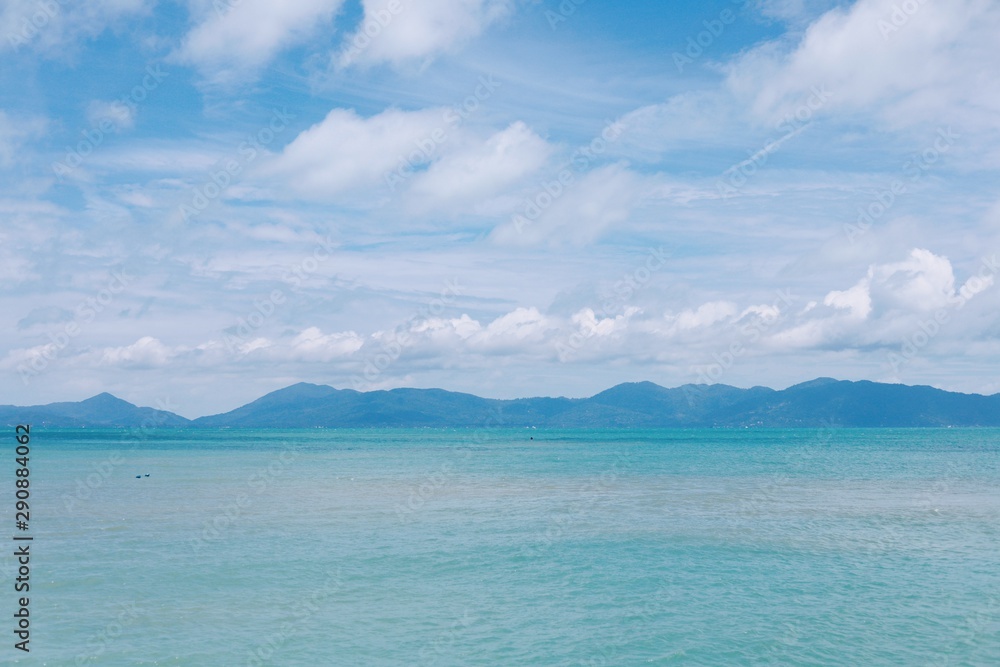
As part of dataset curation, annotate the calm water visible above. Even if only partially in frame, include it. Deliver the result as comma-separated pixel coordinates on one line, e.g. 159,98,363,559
5,427,999,665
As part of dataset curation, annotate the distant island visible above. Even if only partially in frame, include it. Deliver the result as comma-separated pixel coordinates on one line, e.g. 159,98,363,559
3,378,1000,428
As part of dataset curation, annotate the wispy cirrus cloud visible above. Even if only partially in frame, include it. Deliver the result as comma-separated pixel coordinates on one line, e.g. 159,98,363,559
1,0,151,55
0,110,47,168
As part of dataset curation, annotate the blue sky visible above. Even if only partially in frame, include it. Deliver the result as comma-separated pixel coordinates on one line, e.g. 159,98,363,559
1,0,999,417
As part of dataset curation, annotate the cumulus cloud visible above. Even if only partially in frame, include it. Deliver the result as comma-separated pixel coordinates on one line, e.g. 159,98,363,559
1,343,58,371
263,106,447,198
284,327,364,361
337,0,511,68
726,0,1000,129
97,336,176,368
572,306,639,338
476,306,556,344
868,248,962,312
773,248,994,349
67,327,367,370
670,301,740,331
824,276,872,320
398,307,560,353
177,0,345,83
262,108,556,217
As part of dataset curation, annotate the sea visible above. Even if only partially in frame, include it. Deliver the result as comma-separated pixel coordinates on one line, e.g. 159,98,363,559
5,427,999,666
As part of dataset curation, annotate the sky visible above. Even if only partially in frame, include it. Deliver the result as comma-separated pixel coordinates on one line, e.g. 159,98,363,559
1,0,999,418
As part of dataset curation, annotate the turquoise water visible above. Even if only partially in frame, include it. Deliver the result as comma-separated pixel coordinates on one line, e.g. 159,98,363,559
5,427,999,665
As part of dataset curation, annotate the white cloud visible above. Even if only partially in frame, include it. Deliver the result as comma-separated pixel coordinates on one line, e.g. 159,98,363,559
475,306,556,346
227,336,271,357
0,110,46,168
1,343,57,371
409,313,481,339
490,163,650,246
0,201,54,287
285,326,364,361
824,275,872,319
773,248,994,349
406,121,551,213
3,243,994,410
868,248,958,312
671,301,740,331
726,0,1000,130
572,306,639,337
177,0,346,82
98,336,176,368
337,0,511,68
1,0,150,55
263,106,447,199
73,327,366,369
391,307,560,353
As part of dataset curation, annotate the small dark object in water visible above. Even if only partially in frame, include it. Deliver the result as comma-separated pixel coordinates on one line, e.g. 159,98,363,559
530,437,533,440
136,475,141,478
144,474,149,477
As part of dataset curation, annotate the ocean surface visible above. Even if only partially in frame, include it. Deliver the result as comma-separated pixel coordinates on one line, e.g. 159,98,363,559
5,427,999,666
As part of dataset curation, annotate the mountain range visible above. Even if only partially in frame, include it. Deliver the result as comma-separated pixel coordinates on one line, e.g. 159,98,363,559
2,378,1000,428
